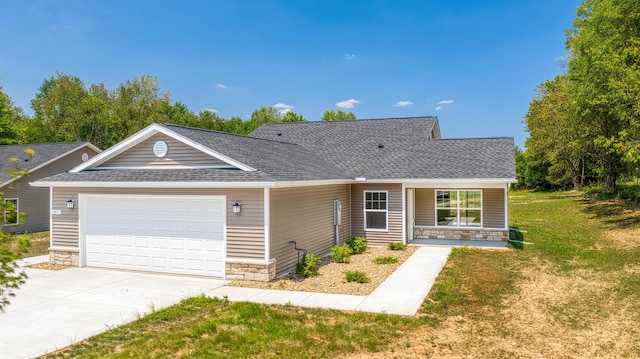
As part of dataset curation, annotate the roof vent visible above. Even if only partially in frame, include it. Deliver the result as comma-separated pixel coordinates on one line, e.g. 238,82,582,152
277,133,282,136
378,144,384,149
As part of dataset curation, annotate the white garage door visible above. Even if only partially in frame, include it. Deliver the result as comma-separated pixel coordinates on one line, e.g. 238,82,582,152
83,195,226,277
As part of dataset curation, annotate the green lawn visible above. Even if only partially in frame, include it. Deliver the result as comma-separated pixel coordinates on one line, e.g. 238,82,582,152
42,191,640,358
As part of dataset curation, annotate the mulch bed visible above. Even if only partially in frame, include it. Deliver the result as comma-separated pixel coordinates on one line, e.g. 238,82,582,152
228,245,418,296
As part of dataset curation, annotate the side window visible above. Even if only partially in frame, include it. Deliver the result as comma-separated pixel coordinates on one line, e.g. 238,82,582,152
364,191,388,230
4,198,19,225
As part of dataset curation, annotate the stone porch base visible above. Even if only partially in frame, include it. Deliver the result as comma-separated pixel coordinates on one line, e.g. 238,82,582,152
414,227,508,241
226,259,276,282
49,247,80,266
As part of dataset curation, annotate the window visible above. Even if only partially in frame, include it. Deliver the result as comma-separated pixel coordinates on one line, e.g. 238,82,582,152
4,198,18,226
364,191,387,230
436,190,481,227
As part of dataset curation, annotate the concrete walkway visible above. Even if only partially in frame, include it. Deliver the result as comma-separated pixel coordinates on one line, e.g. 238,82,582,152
207,246,452,316
2,246,453,358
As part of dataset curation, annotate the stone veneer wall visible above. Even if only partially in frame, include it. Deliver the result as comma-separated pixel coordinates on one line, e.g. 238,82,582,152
50,248,80,266
225,259,276,282
415,227,508,241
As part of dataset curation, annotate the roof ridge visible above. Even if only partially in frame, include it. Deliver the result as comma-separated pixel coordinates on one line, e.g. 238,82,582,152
432,137,514,141
257,116,437,126
161,123,304,147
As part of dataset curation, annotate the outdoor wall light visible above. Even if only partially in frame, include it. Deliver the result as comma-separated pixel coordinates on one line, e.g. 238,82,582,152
232,202,242,214
67,199,74,209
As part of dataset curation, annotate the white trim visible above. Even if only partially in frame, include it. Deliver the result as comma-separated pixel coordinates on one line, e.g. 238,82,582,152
1,143,100,189
95,165,239,170
406,187,415,243
364,178,517,188
30,178,354,189
79,193,87,267
264,188,270,262
31,181,276,188
3,198,19,226
401,184,407,244
363,190,388,232
70,124,257,173
504,183,509,229
49,188,53,249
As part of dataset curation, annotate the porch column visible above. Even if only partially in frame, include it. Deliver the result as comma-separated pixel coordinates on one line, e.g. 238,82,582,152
407,188,415,241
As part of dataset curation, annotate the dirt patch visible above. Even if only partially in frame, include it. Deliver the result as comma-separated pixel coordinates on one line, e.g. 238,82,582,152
28,262,70,271
599,227,640,249
228,246,418,296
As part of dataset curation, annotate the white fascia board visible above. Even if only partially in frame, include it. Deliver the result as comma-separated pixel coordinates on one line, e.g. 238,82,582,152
1,143,101,189
272,179,354,188
70,124,161,172
70,124,257,173
155,126,256,172
29,181,275,189
368,178,515,189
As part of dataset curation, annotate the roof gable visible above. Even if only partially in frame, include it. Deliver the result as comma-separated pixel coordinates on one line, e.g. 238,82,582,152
0,142,100,186
71,124,256,173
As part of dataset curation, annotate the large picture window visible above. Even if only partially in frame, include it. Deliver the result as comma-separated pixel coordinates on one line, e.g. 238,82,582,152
4,198,18,226
436,190,481,227
364,191,387,230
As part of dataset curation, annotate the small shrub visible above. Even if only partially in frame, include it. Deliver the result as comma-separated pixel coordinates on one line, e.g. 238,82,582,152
295,253,321,278
618,188,636,201
344,270,370,283
346,235,368,254
331,245,352,263
387,242,407,251
374,256,398,264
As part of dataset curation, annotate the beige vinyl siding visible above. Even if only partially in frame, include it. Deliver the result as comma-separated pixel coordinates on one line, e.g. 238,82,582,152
414,188,435,226
413,188,506,229
2,146,98,234
98,134,230,168
269,184,350,277
351,183,403,245
482,188,506,228
51,187,265,259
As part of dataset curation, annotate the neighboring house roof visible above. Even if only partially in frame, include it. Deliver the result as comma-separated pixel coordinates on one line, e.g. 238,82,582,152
0,142,100,186
34,117,516,186
249,117,515,180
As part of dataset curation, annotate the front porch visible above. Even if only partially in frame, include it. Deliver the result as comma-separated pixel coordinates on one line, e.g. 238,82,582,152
409,237,508,249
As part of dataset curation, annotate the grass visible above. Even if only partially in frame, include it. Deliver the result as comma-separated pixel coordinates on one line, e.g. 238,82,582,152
41,190,640,358
373,256,398,264
0,231,49,258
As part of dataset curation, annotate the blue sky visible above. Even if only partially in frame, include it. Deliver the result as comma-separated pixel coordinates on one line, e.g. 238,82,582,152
0,0,581,147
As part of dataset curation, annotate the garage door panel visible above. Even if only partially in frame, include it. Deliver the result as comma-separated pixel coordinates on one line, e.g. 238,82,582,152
84,195,225,278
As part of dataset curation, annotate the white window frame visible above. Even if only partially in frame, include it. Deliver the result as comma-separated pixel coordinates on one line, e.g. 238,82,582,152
364,190,388,231
435,190,482,228
4,198,19,226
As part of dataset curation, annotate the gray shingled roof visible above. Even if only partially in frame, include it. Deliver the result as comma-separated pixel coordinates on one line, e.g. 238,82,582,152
40,168,271,183
0,142,91,184
249,117,515,180
163,124,347,181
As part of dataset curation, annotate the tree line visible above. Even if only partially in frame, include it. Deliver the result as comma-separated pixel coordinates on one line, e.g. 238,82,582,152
520,0,640,192
0,72,356,150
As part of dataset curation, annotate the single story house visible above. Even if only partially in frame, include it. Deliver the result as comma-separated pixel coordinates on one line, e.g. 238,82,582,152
33,117,515,281
1,142,100,233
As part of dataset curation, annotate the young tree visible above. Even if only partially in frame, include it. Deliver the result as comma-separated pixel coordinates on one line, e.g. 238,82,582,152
0,149,33,312
0,84,22,145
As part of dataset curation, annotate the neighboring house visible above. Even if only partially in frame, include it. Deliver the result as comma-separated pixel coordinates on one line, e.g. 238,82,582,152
32,117,515,281
1,142,101,233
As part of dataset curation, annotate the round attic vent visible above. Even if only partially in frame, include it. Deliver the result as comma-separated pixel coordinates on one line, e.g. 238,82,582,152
81,153,89,161
153,141,168,157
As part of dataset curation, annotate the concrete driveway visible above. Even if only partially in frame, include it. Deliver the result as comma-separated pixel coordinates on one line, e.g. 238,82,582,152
0,257,228,359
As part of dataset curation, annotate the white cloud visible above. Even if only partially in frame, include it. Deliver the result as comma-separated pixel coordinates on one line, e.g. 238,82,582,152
336,99,360,108
216,84,229,89
435,106,443,111
203,108,218,113
273,103,295,114
394,101,413,107
437,99,454,104
344,53,356,60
